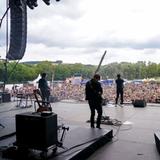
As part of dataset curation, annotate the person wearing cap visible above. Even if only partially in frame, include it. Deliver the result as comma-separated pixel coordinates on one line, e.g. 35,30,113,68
85,74,103,129
115,74,124,105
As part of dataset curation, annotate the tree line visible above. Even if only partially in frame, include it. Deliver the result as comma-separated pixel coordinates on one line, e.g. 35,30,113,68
0,61,160,84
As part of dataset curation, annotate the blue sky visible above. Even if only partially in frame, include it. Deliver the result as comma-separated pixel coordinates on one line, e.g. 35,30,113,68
0,0,160,65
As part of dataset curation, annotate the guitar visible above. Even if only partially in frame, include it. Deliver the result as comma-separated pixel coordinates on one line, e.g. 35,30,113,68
33,89,52,112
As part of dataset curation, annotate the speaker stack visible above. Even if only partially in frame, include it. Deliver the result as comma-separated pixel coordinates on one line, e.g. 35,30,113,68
6,0,27,60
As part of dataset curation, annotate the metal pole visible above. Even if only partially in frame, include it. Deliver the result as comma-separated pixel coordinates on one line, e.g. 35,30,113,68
94,50,107,75
3,0,9,92
3,60,8,92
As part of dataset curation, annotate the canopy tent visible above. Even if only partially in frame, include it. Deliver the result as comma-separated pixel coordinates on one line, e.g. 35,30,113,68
28,74,41,85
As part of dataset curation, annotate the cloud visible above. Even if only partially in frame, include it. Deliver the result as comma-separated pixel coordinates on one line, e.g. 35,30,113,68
0,0,160,64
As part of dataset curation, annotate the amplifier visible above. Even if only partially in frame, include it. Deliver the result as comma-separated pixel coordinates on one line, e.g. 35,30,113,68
16,112,57,150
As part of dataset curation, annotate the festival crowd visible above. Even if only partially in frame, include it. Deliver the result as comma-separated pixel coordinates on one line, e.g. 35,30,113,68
52,81,160,103
8,80,160,104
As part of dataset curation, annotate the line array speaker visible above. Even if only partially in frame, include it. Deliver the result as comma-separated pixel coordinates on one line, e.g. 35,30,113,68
6,0,27,60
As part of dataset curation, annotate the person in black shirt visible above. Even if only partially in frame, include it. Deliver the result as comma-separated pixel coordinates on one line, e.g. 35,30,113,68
85,74,103,129
115,74,124,105
38,73,50,103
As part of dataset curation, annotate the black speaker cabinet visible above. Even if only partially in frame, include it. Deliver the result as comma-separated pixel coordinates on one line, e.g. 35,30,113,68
7,0,27,60
133,99,147,107
154,132,160,154
16,112,57,151
2,93,11,102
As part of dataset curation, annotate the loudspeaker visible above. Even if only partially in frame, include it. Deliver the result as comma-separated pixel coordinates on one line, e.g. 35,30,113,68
2,93,11,102
16,112,57,150
6,0,27,60
133,99,146,108
154,132,160,154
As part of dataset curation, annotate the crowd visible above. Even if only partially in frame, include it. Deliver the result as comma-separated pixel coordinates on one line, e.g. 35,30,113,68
51,81,160,103
7,81,160,104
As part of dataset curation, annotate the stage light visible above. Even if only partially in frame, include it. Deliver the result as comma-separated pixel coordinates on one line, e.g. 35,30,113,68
42,0,50,5
25,0,60,10
26,0,38,9
31,0,38,7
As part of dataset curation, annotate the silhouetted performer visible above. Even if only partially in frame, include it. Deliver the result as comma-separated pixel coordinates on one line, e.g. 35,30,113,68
38,73,50,103
115,74,124,105
85,74,103,129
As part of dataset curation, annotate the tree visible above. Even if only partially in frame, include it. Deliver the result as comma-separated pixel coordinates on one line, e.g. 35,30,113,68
35,61,55,81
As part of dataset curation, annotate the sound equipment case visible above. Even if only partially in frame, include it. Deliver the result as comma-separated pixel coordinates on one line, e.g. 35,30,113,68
16,112,57,152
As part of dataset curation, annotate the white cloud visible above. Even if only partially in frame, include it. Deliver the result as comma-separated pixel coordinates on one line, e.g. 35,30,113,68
0,0,160,64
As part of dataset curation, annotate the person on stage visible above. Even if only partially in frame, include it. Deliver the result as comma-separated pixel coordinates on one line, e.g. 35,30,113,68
85,74,103,129
38,72,50,103
115,74,124,105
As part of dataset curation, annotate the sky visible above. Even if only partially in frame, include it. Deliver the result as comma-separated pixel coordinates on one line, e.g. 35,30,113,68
0,0,160,65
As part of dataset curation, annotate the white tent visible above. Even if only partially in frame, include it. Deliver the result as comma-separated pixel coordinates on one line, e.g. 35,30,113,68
33,74,41,83
28,74,41,85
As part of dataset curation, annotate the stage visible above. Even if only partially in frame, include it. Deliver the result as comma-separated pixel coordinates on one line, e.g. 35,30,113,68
0,100,160,160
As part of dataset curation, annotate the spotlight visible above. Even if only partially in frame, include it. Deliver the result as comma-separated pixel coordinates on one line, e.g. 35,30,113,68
31,0,38,7
26,0,38,9
42,0,50,5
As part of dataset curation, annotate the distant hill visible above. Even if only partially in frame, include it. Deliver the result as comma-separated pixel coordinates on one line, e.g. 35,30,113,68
21,60,63,65
21,61,94,66
21,61,41,65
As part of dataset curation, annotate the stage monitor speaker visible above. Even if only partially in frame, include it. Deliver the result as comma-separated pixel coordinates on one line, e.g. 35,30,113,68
6,0,27,60
154,132,160,154
16,112,57,150
133,99,146,108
